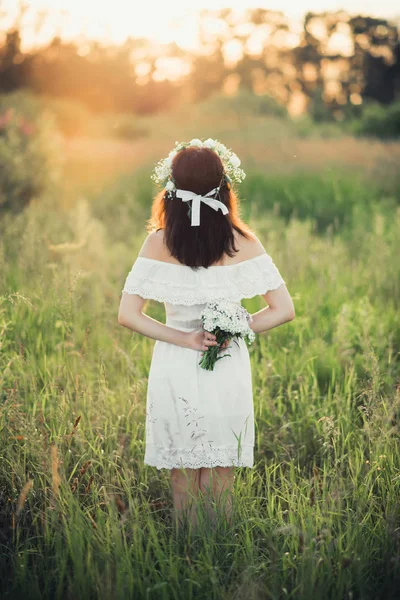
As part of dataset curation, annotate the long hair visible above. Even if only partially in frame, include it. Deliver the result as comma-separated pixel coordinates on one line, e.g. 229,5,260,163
147,146,254,268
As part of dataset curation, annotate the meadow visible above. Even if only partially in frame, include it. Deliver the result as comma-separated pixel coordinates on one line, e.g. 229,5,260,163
0,94,400,599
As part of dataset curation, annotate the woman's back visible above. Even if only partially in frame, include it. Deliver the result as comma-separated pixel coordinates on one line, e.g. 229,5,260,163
123,226,285,309
137,227,267,267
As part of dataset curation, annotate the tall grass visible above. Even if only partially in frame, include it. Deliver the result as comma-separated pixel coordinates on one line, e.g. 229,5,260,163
1,147,400,599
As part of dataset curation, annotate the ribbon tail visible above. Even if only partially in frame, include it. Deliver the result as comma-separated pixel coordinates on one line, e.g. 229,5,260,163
206,199,229,216
191,197,201,226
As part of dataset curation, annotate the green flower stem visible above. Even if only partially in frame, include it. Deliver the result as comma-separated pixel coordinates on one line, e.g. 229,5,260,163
199,328,233,371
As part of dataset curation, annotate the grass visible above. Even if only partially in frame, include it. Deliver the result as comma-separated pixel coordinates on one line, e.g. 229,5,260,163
1,105,400,598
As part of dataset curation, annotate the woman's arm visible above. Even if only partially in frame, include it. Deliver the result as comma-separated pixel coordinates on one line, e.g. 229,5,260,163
233,234,294,333
119,232,219,351
118,292,219,352
250,284,295,334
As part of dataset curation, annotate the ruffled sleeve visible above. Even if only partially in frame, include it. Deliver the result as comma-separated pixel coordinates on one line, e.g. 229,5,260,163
246,252,285,295
121,253,285,305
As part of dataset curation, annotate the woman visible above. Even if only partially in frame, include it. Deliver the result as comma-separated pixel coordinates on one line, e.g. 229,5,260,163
118,139,295,532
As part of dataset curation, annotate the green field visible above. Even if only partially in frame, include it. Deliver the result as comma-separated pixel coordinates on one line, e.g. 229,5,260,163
1,97,400,599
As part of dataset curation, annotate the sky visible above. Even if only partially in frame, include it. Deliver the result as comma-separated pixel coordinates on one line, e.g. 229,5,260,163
2,0,399,51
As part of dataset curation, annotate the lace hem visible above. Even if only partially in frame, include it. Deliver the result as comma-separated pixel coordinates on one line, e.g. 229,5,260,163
122,253,285,306
122,281,284,305
144,444,254,470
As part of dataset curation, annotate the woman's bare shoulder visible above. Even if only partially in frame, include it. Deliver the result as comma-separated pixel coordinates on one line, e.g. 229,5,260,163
138,229,181,264
138,229,165,259
233,230,267,261
137,228,267,264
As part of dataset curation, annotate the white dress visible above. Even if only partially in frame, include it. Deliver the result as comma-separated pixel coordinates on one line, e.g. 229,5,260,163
122,253,285,470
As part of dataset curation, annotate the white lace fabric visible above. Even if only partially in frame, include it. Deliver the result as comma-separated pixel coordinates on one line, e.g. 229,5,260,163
121,251,285,470
144,444,254,470
122,253,285,305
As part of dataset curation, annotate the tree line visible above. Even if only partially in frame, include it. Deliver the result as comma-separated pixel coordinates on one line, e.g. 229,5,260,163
0,9,399,119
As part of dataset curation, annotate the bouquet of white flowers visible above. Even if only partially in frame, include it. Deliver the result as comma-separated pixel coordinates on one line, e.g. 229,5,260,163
199,301,256,371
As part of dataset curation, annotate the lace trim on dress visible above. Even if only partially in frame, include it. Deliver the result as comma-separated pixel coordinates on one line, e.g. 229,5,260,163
144,444,254,470
122,253,285,305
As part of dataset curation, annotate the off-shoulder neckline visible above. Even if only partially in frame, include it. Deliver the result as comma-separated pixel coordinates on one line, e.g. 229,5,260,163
136,253,269,270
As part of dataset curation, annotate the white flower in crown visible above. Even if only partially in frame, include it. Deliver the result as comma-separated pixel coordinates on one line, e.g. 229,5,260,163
229,153,241,168
203,138,216,149
215,141,228,157
150,137,246,189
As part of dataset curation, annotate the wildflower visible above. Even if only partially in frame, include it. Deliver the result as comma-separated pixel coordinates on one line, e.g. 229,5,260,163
199,300,255,371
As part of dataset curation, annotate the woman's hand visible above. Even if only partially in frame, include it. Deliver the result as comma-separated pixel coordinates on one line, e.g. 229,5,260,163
218,339,230,351
183,329,232,355
185,329,219,352
199,336,231,357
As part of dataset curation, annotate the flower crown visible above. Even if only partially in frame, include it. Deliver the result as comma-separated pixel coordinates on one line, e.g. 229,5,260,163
151,138,246,197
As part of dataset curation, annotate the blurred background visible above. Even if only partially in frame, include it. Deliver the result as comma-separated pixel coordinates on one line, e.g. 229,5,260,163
0,0,399,202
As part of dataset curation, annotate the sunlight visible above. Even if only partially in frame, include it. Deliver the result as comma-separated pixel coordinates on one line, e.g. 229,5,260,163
3,0,398,52
153,57,191,81
1,0,398,81
326,24,354,56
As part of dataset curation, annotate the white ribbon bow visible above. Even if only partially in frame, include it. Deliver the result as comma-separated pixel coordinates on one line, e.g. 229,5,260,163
175,187,229,227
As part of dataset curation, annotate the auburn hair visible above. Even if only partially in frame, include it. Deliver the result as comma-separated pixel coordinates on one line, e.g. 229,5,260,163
147,146,254,269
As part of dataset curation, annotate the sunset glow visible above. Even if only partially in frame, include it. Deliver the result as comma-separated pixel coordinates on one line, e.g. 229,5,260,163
2,0,399,53
2,1,398,90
